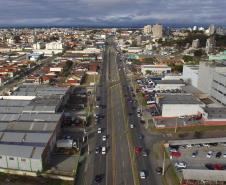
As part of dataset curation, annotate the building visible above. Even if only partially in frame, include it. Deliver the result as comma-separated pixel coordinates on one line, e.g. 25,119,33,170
206,36,216,54
208,24,216,35
152,24,163,38
182,65,199,88
197,61,226,105
192,39,200,49
46,41,63,50
156,93,203,117
143,25,152,34
154,80,185,91
141,65,171,75
32,42,45,50
209,50,226,61
0,84,71,174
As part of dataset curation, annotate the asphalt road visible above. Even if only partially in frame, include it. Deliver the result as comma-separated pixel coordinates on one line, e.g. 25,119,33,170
79,40,163,185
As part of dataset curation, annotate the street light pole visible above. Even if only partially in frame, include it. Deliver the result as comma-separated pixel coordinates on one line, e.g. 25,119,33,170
162,150,166,176
174,117,178,133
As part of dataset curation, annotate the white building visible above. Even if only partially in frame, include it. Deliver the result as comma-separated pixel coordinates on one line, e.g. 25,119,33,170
156,93,203,117
46,41,63,50
144,25,152,34
141,65,171,75
32,42,45,50
152,24,163,38
154,80,185,91
182,65,199,88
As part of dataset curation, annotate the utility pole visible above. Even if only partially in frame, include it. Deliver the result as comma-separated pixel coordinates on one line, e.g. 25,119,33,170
174,117,178,133
162,150,166,176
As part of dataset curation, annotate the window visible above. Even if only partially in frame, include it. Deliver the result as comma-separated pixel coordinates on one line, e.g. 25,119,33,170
9,157,14,160
0,156,2,159
21,159,26,162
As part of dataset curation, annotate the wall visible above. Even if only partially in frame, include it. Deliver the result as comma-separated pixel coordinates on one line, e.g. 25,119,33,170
197,62,215,94
162,104,202,117
154,84,185,91
182,65,199,87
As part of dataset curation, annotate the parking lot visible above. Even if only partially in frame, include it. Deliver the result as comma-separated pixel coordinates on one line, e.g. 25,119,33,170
167,138,226,175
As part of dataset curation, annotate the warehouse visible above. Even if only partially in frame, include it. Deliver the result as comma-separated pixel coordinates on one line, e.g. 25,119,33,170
156,93,204,117
154,80,185,91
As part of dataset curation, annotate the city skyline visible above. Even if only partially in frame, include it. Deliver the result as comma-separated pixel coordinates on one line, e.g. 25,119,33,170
0,0,226,27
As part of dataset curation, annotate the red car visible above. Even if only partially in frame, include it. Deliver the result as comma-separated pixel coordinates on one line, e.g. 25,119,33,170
135,147,142,154
170,151,181,158
213,164,223,170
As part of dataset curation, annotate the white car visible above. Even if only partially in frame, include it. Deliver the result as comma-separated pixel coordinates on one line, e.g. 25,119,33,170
97,128,102,134
203,143,210,147
130,124,134,128
175,162,187,168
179,115,186,119
139,171,146,179
206,151,213,158
102,135,106,141
101,146,106,155
223,152,226,158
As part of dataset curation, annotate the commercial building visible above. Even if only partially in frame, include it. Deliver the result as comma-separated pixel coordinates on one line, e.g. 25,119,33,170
0,84,70,174
154,80,185,91
197,62,226,105
141,65,171,75
182,65,199,88
156,93,203,117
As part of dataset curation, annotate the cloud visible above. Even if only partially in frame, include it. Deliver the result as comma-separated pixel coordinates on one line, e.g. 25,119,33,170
0,0,225,26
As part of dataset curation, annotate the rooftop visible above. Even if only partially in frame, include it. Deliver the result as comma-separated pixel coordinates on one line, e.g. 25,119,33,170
203,107,226,119
155,80,184,85
157,93,202,105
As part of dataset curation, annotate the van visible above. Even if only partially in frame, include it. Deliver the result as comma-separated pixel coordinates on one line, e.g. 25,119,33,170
102,146,106,155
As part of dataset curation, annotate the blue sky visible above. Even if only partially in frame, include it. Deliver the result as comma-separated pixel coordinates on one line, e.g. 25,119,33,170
0,0,225,27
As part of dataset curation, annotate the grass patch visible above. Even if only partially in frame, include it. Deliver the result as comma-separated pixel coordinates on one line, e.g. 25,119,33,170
152,124,226,136
153,143,180,185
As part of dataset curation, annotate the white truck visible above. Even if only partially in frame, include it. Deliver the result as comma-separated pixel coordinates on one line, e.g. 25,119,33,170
56,139,77,149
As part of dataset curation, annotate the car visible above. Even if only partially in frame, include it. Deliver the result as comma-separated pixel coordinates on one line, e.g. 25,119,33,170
213,164,224,170
135,146,142,154
130,124,134,128
170,151,181,158
97,128,102,134
175,162,187,169
206,151,213,158
139,171,146,179
137,134,144,140
192,150,198,158
202,143,210,147
223,152,226,158
137,113,141,118
205,163,214,170
101,146,106,155
142,150,148,157
102,135,107,141
95,174,104,183
95,146,101,154
179,115,186,119
155,167,163,174
216,152,222,158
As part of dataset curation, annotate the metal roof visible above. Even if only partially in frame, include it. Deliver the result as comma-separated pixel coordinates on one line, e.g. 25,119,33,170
0,100,30,107
157,93,202,105
0,144,44,159
155,80,184,84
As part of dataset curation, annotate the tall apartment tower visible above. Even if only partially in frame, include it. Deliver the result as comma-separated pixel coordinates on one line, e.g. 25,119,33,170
152,24,163,38
206,36,216,54
143,25,152,34
209,24,216,35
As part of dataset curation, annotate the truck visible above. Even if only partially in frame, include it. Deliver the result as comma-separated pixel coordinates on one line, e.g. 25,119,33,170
56,139,77,149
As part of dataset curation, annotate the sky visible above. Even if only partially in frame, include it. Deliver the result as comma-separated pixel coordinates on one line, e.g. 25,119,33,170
0,0,225,27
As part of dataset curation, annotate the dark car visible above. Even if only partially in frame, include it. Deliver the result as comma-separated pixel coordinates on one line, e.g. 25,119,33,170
137,134,144,140
205,163,214,170
95,146,101,154
95,174,104,183
216,152,222,158
155,167,163,174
